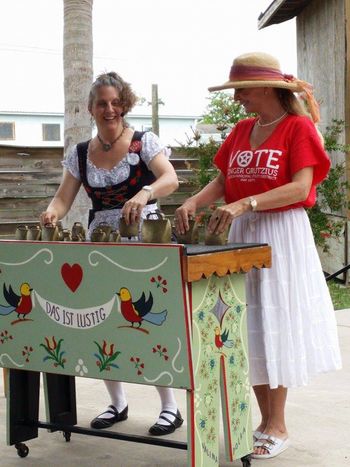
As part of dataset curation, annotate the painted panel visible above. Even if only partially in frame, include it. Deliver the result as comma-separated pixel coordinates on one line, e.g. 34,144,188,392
188,274,252,466
0,241,192,390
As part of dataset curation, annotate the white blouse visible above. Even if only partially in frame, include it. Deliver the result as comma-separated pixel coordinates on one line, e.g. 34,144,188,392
62,131,171,239
62,131,170,187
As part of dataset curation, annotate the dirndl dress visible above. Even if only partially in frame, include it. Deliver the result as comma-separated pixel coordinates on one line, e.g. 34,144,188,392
228,207,342,388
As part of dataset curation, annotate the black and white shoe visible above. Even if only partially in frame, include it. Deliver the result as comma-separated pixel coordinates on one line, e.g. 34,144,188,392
148,409,184,436
90,404,128,429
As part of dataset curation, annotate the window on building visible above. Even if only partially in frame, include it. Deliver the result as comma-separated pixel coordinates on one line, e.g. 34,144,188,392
0,122,15,140
42,123,60,141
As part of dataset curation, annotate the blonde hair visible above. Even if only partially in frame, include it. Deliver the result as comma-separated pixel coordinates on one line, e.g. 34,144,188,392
275,89,324,146
276,88,308,117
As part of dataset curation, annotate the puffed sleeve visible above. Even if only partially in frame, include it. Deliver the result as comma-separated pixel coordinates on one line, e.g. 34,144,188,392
61,145,81,181
289,116,330,185
140,132,171,167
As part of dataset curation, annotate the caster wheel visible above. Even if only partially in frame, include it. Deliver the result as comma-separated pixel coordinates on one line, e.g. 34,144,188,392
241,454,251,467
63,431,71,442
15,443,29,458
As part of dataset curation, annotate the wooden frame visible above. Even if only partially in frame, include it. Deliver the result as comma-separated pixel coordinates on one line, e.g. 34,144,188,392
0,240,271,466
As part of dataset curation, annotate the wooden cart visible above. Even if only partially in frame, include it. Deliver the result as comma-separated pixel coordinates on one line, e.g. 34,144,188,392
0,240,271,467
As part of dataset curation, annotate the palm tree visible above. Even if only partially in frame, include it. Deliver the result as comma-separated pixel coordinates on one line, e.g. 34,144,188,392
63,0,93,228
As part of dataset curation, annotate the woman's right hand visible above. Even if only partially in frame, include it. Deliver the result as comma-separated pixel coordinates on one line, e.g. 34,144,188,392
39,170,81,227
40,209,59,226
175,199,197,235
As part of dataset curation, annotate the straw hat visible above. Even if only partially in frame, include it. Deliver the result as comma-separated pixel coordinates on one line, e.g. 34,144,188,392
209,52,305,92
208,52,320,122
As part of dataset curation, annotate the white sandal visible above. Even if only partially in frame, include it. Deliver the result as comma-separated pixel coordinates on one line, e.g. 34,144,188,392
252,435,290,459
253,430,262,442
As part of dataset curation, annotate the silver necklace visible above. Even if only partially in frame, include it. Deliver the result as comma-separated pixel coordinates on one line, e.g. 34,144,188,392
97,126,126,152
256,112,288,128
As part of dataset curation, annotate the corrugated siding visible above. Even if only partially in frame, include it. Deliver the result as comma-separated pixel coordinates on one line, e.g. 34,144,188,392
259,0,312,28
297,0,348,278
297,0,345,136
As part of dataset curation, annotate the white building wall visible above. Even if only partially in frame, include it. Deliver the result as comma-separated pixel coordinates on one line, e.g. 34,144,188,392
0,112,64,147
0,112,199,148
127,116,199,147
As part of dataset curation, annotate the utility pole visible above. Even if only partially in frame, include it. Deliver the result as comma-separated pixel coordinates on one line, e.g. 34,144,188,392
151,84,159,136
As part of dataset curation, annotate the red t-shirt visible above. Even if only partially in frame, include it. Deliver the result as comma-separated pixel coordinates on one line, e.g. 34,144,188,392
214,115,330,211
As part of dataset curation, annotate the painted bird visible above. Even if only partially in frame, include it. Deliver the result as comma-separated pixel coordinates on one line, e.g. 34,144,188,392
0,283,33,319
117,287,167,327
214,326,234,349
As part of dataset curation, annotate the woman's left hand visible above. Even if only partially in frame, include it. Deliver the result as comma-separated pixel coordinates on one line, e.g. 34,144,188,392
121,190,150,225
207,200,249,234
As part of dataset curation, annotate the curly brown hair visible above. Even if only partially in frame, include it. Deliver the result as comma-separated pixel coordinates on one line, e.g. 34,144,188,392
88,72,138,115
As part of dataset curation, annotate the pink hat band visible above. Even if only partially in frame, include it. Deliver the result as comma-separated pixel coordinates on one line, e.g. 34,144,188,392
229,64,295,83
227,64,320,123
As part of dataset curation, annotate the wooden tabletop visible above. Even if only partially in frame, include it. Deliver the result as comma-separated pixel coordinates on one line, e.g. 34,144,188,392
181,243,272,282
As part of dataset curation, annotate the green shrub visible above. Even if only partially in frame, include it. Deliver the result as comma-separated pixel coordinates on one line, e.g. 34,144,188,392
307,119,350,252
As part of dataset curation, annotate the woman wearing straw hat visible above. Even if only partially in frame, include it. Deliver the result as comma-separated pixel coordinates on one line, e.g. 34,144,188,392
175,52,342,459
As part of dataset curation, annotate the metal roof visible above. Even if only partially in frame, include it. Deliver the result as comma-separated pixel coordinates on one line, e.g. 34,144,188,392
258,0,313,29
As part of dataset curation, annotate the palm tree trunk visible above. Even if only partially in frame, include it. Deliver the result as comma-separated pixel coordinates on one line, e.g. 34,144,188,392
63,0,93,228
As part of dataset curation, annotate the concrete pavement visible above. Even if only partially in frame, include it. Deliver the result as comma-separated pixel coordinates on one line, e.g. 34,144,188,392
0,310,349,467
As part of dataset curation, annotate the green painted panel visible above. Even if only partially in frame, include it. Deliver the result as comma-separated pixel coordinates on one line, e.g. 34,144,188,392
190,275,252,465
0,241,192,389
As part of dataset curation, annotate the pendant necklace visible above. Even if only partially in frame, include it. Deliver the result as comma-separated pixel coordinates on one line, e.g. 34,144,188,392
256,112,288,128
97,126,126,152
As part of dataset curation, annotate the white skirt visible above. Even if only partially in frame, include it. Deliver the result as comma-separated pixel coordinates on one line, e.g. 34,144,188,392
229,208,342,388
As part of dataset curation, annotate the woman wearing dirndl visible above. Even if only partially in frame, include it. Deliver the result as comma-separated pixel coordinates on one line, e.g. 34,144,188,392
41,71,184,436
175,52,342,459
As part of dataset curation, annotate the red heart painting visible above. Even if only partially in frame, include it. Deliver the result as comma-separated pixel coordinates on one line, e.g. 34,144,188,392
61,263,83,292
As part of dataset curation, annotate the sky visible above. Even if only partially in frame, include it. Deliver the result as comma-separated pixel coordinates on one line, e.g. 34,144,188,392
0,0,297,117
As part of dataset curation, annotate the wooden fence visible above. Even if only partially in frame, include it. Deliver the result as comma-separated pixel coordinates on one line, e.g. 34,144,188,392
0,145,197,238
